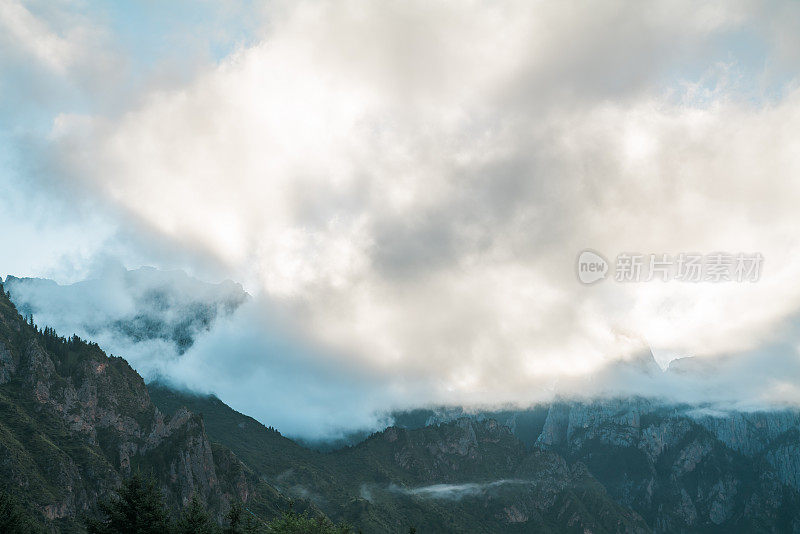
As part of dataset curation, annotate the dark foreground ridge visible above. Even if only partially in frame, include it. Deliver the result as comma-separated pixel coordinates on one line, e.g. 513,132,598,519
2,282,800,532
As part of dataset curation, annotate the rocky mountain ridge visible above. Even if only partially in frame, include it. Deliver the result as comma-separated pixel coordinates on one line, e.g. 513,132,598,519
397,399,800,531
0,283,292,531
151,382,800,533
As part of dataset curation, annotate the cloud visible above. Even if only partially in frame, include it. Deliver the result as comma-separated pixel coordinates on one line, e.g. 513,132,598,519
5,269,402,440
0,0,283,287
0,0,87,74
8,266,800,443
4,266,247,376
161,297,404,440
3,1,800,437
367,480,536,501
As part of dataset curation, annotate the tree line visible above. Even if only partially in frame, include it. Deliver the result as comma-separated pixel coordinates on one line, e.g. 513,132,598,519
83,473,354,534
0,473,356,534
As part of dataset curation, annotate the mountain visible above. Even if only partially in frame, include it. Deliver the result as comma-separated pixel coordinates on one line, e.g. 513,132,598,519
3,273,800,532
149,385,649,533
392,399,800,531
0,282,300,531
148,384,800,532
0,283,647,534
533,399,800,531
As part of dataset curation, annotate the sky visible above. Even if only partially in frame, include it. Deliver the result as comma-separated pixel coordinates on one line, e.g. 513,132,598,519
2,0,800,440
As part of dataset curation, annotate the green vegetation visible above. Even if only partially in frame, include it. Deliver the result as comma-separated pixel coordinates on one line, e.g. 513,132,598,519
148,384,644,533
148,382,319,477
85,474,352,534
0,286,289,531
263,508,352,534
86,473,172,534
176,495,217,534
0,491,44,533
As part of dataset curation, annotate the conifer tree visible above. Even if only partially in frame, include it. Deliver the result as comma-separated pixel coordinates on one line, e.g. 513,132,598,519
243,513,263,534
224,501,243,534
86,473,172,534
176,495,218,534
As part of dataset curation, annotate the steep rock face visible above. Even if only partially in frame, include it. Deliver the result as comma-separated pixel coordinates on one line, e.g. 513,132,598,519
536,399,658,450
20,336,150,446
401,399,800,531
693,410,800,493
764,431,800,490
366,419,525,483
0,286,269,529
694,409,800,454
533,400,800,533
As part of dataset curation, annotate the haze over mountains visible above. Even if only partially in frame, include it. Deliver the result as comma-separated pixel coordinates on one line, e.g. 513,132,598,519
5,267,248,377
5,267,800,447
5,268,399,441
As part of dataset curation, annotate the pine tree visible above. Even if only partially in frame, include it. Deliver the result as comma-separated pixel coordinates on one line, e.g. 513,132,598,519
175,495,218,534
224,501,243,534
86,473,172,534
242,511,263,534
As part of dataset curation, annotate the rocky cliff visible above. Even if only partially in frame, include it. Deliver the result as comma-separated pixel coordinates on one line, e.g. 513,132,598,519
526,400,800,532
0,284,284,531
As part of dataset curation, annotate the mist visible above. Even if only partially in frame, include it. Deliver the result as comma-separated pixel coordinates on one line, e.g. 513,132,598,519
358,480,537,502
5,267,800,442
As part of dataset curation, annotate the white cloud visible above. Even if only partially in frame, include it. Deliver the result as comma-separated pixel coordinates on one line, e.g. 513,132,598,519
0,0,80,73
6,1,800,433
